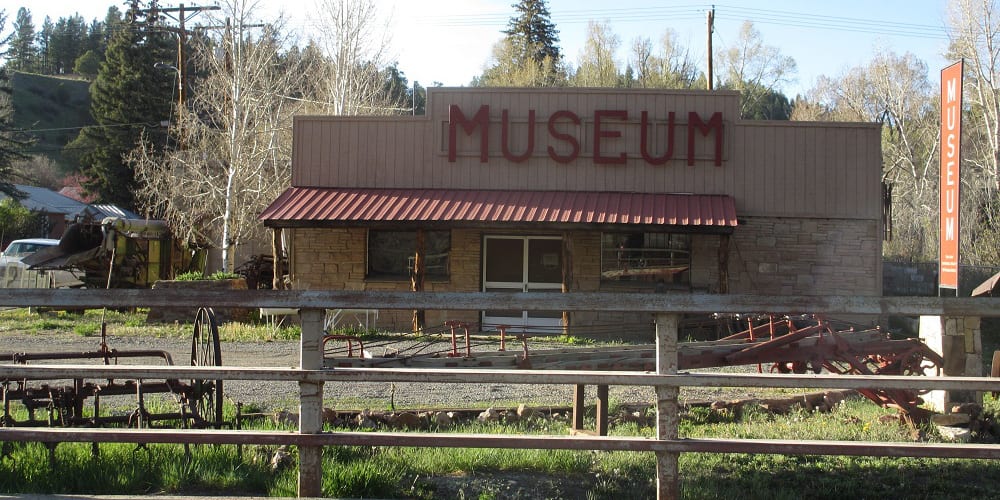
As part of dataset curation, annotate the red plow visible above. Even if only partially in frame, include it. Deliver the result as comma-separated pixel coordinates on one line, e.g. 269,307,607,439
324,314,944,420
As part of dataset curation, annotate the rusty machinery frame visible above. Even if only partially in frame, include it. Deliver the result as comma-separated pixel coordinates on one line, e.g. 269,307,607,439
1,308,224,431
322,314,944,421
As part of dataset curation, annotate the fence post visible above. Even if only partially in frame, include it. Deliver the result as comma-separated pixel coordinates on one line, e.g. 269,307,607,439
298,308,325,497
655,313,680,500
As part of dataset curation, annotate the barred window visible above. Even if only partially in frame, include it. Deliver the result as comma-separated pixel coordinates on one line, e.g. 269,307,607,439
600,232,690,284
367,230,450,280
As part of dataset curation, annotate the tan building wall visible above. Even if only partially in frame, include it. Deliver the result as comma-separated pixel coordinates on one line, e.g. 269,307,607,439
292,88,881,222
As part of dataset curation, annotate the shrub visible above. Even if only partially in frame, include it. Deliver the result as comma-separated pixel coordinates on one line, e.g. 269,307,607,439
174,271,206,281
174,271,241,281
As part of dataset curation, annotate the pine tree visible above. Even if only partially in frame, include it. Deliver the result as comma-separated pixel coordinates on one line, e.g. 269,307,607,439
65,0,174,208
49,14,87,74
503,0,561,65
38,17,53,74
0,12,28,199
8,8,38,72
479,0,565,86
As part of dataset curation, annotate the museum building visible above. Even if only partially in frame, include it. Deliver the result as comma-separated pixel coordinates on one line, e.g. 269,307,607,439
260,88,883,333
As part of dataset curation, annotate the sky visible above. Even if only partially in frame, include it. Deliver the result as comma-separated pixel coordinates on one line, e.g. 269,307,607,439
13,0,955,97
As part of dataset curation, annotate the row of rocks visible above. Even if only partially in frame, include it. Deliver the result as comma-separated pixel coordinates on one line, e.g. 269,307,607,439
932,402,991,443
267,403,571,431
261,390,857,432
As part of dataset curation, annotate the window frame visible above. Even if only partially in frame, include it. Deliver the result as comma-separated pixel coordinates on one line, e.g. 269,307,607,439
599,231,691,286
366,229,451,281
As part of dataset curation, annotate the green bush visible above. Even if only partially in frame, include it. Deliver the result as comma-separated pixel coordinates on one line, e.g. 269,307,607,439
174,271,241,281
174,271,206,281
207,271,241,280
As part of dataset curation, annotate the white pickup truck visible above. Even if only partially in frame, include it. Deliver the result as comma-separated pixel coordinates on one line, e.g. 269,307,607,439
0,238,84,288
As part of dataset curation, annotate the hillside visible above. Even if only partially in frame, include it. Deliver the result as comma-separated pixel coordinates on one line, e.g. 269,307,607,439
10,72,94,169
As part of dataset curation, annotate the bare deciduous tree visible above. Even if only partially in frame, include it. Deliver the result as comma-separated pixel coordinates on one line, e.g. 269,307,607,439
794,50,939,260
715,21,796,117
945,0,1000,263
629,30,700,89
573,21,622,87
307,0,405,115
948,0,1000,190
478,37,563,87
131,0,306,271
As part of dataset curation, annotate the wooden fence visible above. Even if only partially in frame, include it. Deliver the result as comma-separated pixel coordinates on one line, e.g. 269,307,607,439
3,289,1000,500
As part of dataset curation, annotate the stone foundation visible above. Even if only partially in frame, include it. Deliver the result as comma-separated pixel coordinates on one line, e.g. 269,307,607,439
920,315,983,412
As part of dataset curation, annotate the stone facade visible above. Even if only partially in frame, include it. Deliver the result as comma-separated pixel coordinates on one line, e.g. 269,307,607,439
728,217,882,297
287,216,880,335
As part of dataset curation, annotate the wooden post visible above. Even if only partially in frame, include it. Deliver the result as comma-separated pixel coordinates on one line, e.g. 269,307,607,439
271,228,285,290
298,308,325,497
655,313,680,500
572,384,585,432
718,234,729,294
561,233,573,335
596,385,609,436
411,229,426,332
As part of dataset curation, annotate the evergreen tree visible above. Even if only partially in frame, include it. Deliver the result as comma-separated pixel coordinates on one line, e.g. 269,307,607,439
0,12,29,200
38,17,53,74
86,18,105,54
503,0,561,64
49,14,87,74
65,0,173,208
741,86,792,120
8,8,38,72
100,8,124,56
479,0,566,86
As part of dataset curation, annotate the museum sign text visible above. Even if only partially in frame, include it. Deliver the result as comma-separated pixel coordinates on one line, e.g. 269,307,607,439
447,104,725,166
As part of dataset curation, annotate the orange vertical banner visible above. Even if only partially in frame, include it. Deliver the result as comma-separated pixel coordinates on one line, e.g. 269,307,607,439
939,61,963,290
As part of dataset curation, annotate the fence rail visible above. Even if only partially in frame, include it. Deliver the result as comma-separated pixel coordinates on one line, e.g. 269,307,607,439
3,288,1000,315
2,289,1000,499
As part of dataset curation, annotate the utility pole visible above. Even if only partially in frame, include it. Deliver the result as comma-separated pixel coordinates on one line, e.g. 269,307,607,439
707,6,715,91
144,3,221,115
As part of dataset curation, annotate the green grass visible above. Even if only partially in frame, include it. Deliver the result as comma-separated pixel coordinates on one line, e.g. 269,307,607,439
11,71,94,169
3,398,1000,498
0,308,301,342
4,308,1000,497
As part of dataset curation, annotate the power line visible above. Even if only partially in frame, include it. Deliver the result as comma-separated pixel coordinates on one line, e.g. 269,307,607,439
286,3,948,42
16,122,163,134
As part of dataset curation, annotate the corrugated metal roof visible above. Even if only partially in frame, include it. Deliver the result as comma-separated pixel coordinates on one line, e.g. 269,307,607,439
1,184,88,215
260,188,738,229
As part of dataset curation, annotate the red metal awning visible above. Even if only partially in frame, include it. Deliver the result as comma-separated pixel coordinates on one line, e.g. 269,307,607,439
260,187,738,230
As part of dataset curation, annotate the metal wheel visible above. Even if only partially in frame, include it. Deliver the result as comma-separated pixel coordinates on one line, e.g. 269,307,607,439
190,307,223,428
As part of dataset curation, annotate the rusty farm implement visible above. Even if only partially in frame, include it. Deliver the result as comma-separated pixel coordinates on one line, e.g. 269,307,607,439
1,308,223,430
323,314,944,420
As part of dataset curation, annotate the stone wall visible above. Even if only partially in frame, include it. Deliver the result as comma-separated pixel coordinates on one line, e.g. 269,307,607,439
728,217,881,297
882,262,1000,297
287,218,883,336
289,227,482,331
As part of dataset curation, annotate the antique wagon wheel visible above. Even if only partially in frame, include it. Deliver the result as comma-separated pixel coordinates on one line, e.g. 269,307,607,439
189,307,224,428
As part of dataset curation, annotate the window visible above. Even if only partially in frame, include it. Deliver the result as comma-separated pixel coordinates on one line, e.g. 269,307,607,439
600,232,690,285
367,230,450,280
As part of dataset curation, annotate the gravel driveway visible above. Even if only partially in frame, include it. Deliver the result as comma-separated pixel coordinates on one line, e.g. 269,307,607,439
0,331,676,412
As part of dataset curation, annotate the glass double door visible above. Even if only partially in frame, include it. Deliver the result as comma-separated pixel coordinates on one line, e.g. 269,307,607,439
482,235,564,330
